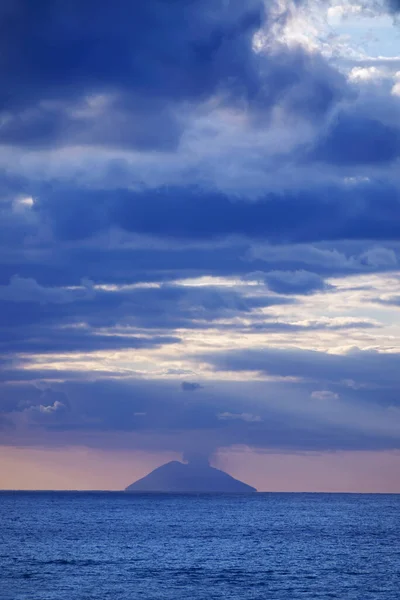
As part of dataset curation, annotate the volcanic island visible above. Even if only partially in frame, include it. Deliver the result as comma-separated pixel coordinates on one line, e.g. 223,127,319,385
125,459,256,493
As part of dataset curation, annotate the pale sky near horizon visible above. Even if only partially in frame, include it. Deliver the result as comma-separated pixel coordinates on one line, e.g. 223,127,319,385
2,447,400,493
1,0,400,492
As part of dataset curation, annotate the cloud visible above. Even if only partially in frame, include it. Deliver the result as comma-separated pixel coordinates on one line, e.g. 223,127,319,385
0,278,294,356
37,401,66,415
29,179,400,246
386,0,400,13
359,247,398,267
264,270,329,295
181,382,204,392
248,242,400,275
0,0,261,151
311,113,400,166
0,327,180,355
311,390,340,401
218,412,262,423
1,0,400,464
0,275,94,304
0,0,265,104
0,0,348,151
203,346,400,391
1,373,399,454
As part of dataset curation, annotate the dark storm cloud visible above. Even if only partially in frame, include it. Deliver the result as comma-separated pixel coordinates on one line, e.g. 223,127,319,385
0,239,398,292
0,317,379,362
0,0,351,150
0,0,264,107
263,270,329,295
0,267,381,360
0,100,182,152
0,0,256,149
311,113,400,166
0,279,290,329
0,326,180,355
0,365,128,384
1,0,400,460
203,347,400,390
0,278,297,356
1,375,399,453
386,0,400,12
33,179,400,244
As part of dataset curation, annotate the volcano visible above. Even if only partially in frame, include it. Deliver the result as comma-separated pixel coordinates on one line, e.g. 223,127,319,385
125,460,256,493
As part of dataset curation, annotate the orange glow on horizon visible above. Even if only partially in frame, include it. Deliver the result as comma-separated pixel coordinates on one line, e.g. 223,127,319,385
1,446,400,493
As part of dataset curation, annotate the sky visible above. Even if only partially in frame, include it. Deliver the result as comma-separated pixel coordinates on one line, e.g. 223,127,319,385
1,0,400,492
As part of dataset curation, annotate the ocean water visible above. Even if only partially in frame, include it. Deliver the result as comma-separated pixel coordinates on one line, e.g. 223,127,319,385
1,492,399,600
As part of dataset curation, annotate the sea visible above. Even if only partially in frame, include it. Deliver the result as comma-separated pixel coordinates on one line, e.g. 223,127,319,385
1,492,399,600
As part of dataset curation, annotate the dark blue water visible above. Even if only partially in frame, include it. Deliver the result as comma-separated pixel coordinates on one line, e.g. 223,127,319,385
1,492,399,600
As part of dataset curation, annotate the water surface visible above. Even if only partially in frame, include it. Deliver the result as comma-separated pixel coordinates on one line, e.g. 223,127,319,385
1,492,399,599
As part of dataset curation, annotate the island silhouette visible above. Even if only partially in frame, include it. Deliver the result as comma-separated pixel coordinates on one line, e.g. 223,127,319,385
125,459,257,493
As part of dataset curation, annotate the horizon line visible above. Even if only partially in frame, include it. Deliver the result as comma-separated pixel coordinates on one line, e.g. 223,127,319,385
1,489,400,495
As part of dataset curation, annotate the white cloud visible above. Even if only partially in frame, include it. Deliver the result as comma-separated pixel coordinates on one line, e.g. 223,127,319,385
348,66,387,81
12,195,35,212
392,72,400,95
218,412,262,423
38,401,66,415
311,390,340,400
327,3,364,21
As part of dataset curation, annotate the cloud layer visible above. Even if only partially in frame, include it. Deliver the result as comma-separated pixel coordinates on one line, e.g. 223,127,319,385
1,0,400,463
